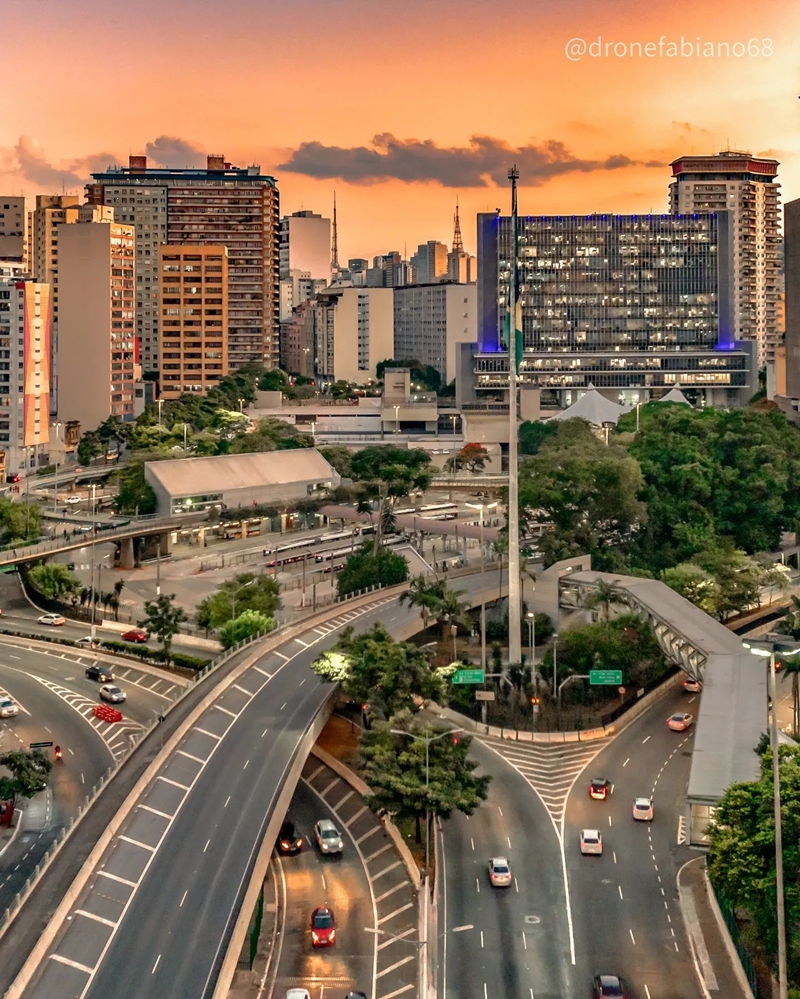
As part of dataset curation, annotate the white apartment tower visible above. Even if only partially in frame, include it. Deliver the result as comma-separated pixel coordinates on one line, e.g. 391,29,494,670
669,152,781,365
314,288,393,383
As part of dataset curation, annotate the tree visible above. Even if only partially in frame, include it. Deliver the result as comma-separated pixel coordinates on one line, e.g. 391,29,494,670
139,594,185,665
319,445,354,479
360,724,491,843
96,416,131,454
583,580,627,622
195,572,281,631
77,430,104,466
444,442,490,474
114,460,157,515
0,496,40,543
399,576,440,631
259,369,289,392
661,563,718,615
519,420,558,456
708,744,800,987
0,749,52,810
337,545,408,597
228,417,313,454
517,419,646,570
219,609,274,649
350,447,433,553
27,563,80,601
311,623,453,720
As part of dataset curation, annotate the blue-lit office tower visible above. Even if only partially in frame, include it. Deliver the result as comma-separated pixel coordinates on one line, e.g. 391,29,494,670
462,212,753,409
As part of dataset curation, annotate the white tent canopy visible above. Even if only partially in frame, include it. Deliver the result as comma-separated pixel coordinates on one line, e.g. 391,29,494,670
658,384,692,406
549,384,631,427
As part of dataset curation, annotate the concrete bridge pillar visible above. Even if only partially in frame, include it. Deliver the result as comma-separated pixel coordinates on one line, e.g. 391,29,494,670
158,530,172,556
119,537,135,570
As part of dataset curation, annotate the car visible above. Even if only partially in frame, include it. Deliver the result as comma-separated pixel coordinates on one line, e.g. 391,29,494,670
314,819,343,855
75,637,95,647
99,684,126,704
5,473,19,484
37,614,65,626
121,628,149,643
310,905,336,947
488,856,512,887
632,797,654,821
668,712,694,731
580,829,603,855
589,777,611,800
592,973,626,998
277,820,303,855
64,494,82,505
0,696,18,718
683,677,701,693
284,991,311,999
344,994,368,999
85,665,115,683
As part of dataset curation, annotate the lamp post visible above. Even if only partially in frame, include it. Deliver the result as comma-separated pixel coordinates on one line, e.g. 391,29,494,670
365,923,474,999
157,398,164,431
506,165,522,667
394,405,400,435
742,634,800,999
552,632,559,698
52,422,62,513
231,578,256,621
466,501,497,675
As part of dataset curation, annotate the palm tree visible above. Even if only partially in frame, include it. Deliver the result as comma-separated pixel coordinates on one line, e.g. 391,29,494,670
399,576,439,631
583,580,626,622
435,584,471,640
112,579,125,622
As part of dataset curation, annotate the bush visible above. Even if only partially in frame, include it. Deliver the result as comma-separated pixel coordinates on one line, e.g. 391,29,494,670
28,563,80,601
95,639,210,672
337,545,408,598
219,610,274,649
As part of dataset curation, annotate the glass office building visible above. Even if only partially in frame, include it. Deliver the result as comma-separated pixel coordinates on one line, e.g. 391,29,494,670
471,212,752,407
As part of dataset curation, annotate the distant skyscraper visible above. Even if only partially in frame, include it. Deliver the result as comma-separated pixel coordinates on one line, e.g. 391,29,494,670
669,151,781,365
447,202,476,283
88,153,280,373
783,199,800,399
279,210,331,282
314,288,393,382
331,193,339,273
0,198,28,265
394,282,477,384
0,263,51,475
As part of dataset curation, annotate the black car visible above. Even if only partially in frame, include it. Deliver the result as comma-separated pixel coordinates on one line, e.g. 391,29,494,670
85,665,115,683
344,993,368,999
277,820,303,855
592,974,626,998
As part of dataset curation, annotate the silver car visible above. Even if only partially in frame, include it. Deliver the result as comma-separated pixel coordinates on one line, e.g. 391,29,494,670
314,819,343,854
99,684,126,704
0,696,18,718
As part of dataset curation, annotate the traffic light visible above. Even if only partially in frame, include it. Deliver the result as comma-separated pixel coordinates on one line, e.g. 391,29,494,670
451,733,460,746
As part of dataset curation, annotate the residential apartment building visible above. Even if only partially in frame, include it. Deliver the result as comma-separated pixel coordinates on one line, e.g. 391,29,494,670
87,153,280,373
0,263,51,475
159,245,228,399
281,299,315,377
783,199,800,399
279,210,330,282
30,195,82,414
58,207,136,429
669,151,781,365
468,211,752,409
394,282,477,385
314,287,393,383
410,241,448,284
0,198,28,266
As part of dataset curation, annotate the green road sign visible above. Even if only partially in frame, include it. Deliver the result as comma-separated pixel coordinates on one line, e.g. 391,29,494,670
590,669,623,686
453,668,485,685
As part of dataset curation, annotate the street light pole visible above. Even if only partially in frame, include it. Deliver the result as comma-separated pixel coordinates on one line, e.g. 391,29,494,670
769,648,788,999
552,632,559,698
52,422,62,513
466,501,497,677
507,165,522,667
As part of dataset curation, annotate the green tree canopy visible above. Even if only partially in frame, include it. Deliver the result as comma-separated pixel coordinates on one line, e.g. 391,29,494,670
139,594,185,664
0,497,40,543
77,430,105,466
336,545,408,597
319,445,354,479
228,417,313,454
195,572,281,631
0,749,52,806
519,420,558,456
219,609,274,649
114,459,157,515
28,563,80,601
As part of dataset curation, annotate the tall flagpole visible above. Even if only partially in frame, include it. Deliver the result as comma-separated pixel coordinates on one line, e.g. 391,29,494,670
507,165,522,665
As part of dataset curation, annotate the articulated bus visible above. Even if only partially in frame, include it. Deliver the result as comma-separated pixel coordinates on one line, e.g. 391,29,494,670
315,534,405,563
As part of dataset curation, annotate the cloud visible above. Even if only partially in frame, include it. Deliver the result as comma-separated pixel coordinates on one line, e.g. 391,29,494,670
279,134,663,188
145,135,205,168
14,136,84,188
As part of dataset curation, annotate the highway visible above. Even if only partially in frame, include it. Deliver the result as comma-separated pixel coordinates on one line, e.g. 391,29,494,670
438,684,703,999
11,569,506,999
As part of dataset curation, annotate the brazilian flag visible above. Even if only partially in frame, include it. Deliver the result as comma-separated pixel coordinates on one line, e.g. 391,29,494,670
501,221,523,374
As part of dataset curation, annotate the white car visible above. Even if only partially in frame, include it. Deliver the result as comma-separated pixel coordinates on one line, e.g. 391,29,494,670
314,819,343,854
75,636,94,647
488,856,512,887
683,677,701,693
0,696,18,718
668,712,694,732
284,991,311,999
37,613,65,626
580,829,603,855
633,797,654,821
64,494,82,505
99,684,126,704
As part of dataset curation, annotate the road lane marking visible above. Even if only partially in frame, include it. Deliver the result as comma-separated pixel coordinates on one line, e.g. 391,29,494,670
644,987,651,999
377,902,413,924
152,955,161,974
623,758,630,767
364,843,392,864
618,885,624,899
299,678,306,686
224,796,231,808
213,704,237,718
521,931,527,950
280,702,287,711
81,773,85,785
345,805,368,827
608,815,612,826
176,750,205,764
375,955,415,978
119,835,156,852
480,930,484,948
515,878,519,892
204,839,211,853
243,760,249,770
180,890,188,907
629,929,636,945
642,736,651,744
476,877,480,893
498,806,503,816
157,776,190,791
97,871,136,887
506,836,511,849
484,984,488,999
75,909,116,928
321,874,326,890
356,826,382,845
471,838,475,851
138,804,173,820
50,954,93,974
371,860,403,881
374,881,409,903
377,927,415,950
613,852,617,864
261,728,269,739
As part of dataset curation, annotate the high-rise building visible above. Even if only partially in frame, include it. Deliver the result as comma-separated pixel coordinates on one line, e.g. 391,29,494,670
58,207,136,429
31,195,82,415
281,300,316,377
446,201,477,284
669,152,781,365
0,263,51,475
0,198,28,266
87,153,280,374
158,246,228,399
394,282,477,385
314,287,393,383
411,241,449,285
279,210,331,282
783,199,800,399
470,211,752,409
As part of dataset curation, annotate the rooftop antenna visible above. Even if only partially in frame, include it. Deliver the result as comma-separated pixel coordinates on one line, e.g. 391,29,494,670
331,191,339,272
452,196,464,253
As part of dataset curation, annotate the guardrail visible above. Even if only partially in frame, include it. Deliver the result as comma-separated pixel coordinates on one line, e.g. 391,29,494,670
0,579,396,940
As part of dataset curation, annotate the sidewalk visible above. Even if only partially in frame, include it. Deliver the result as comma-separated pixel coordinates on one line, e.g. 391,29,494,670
678,855,755,999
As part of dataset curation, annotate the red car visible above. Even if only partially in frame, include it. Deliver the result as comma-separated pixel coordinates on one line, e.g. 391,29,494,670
310,906,336,947
121,628,149,643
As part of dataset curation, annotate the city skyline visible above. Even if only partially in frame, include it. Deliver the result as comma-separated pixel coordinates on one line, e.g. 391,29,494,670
2,0,798,259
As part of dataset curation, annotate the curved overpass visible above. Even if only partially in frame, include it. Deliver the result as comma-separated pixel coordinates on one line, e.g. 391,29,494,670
7,569,506,999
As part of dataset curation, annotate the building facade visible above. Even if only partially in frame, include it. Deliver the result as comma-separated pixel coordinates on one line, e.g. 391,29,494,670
58,209,136,429
280,299,316,377
279,210,330,282
393,282,477,384
87,153,280,374
472,211,751,408
669,152,781,365
783,199,800,400
0,264,51,475
0,198,28,266
158,245,228,398
314,287,393,383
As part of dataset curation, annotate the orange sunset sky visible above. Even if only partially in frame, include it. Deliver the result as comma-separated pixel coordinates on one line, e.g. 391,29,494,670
3,0,800,260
